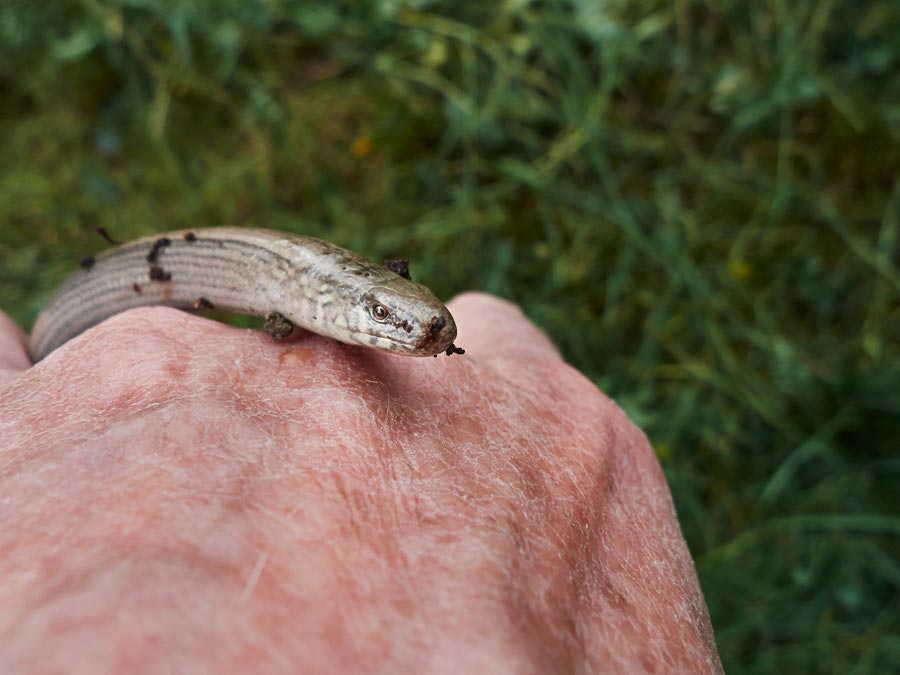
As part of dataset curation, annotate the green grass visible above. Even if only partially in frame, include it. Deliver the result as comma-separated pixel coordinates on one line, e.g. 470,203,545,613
1,1,898,671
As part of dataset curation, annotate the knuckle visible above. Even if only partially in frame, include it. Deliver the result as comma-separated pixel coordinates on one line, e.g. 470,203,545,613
74,307,199,391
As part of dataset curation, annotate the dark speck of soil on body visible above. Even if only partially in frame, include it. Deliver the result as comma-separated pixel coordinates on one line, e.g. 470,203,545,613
147,237,172,264
383,258,411,280
149,265,172,282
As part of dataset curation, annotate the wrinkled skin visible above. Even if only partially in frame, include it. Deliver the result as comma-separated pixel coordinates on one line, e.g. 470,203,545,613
0,293,722,674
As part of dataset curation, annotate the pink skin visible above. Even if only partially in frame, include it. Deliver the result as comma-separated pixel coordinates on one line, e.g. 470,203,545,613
0,292,722,674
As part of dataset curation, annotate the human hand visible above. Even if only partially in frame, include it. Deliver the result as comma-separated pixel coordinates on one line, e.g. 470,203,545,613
0,292,721,674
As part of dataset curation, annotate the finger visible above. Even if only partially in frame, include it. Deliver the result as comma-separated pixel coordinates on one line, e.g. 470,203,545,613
0,309,31,373
445,292,561,361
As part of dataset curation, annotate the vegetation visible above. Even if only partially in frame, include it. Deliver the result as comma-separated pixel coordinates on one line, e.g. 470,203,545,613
1,1,898,671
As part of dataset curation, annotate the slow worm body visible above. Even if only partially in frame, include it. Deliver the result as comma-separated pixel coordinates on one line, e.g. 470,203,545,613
29,227,459,362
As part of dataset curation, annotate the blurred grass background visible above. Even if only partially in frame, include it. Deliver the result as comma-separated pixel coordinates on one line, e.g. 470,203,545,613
0,0,898,671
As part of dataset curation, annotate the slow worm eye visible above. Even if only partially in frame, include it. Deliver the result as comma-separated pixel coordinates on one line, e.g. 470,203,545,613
369,303,390,322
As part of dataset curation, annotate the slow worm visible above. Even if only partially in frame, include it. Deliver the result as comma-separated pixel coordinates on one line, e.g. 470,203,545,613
29,227,461,362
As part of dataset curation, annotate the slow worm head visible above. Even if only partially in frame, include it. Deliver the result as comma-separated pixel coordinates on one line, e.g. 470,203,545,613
29,227,460,361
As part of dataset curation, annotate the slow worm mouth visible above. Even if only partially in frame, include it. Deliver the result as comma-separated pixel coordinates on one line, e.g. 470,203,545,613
416,314,457,354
